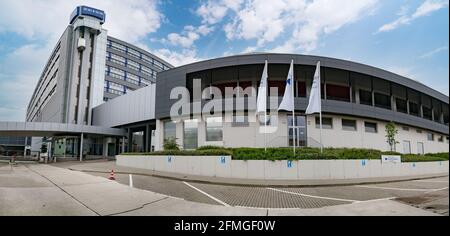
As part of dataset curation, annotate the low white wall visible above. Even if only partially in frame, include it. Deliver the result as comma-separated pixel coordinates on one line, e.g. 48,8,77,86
116,155,449,180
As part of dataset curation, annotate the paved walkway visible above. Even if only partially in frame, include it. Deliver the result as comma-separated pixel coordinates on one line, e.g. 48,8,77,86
0,162,442,216
63,160,449,187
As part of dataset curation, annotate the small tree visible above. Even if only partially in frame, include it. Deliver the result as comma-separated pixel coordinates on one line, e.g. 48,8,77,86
385,122,399,152
163,138,180,151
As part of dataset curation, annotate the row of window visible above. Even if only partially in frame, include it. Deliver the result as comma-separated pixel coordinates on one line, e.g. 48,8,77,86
104,81,128,96
164,117,224,149
107,40,170,71
316,117,449,143
314,117,377,132
107,52,157,78
105,66,152,87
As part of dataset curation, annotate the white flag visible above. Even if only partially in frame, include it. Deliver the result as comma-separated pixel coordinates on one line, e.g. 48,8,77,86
305,61,321,114
278,60,294,111
256,60,268,113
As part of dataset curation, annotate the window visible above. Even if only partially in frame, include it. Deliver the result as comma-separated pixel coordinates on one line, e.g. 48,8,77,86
396,98,408,113
374,92,391,109
127,59,140,71
342,119,357,131
409,102,419,116
326,84,350,102
315,117,333,129
402,127,409,131
427,133,434,141
163,121,176,141
403,141,411,154
206,117,223,142
438,136,444,142
416,129,422,133
364,122,377,133
126,73,139,85
417,142,424,155
422,106,432,120
359,89,372,106
183,119,198,149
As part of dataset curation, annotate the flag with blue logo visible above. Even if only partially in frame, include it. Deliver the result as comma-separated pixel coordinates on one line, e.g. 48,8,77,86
256,60,268,113
278,60,294,111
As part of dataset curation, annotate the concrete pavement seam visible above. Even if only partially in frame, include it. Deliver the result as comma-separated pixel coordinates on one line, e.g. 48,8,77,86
25,164,101,216
105,196,170,216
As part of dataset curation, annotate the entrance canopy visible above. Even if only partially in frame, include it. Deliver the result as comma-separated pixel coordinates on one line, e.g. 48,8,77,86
0,121,126,137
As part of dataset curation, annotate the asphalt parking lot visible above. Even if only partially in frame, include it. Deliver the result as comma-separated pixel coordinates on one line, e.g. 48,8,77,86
87,171,449,215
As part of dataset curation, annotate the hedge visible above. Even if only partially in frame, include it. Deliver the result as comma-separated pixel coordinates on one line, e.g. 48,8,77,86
122,147,449,162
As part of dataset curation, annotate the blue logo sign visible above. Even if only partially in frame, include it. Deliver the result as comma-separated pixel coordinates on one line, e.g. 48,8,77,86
287,160,293,168
167,156,172,163
70,6,106,24
412,163,416,168
220,156,226,164
361,160,366,166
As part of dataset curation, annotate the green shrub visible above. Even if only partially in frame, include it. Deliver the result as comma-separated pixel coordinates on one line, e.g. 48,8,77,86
122,146,448,163
163,138,180,151
197,145,224,150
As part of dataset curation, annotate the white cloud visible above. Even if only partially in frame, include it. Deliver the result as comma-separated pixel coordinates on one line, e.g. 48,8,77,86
196,0,243,24
419,46,449,58
152,49,204,67
377,0,448,33
220,0,377,53
0,43,54,121
163,24,214,48
0,0,163,121
0,0,162,43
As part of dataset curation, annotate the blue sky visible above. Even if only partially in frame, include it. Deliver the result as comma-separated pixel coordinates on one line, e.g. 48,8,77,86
0,0,448,121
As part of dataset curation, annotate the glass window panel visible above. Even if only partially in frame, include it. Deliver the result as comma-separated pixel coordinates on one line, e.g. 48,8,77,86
364,122,377,133
342,119,357,131
184,119,198,149
206,117,223,141
163,121,176,140
315,117,333,129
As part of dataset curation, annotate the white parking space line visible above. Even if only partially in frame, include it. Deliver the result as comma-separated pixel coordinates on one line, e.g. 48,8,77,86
355,185,448,192
266,188,357,203
183,182,230,207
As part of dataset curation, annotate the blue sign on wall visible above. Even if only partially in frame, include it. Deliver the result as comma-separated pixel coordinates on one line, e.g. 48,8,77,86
361,160,366,166
167,156,172,163
220,156,226,164
287,160,293,168
70,6,106,24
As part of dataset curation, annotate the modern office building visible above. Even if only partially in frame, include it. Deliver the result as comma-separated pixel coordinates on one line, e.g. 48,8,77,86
0,6,172,159
149,54,448,154
0,6,448,160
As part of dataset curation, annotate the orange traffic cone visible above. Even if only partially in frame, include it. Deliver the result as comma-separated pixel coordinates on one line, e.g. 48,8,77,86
108,170,116,180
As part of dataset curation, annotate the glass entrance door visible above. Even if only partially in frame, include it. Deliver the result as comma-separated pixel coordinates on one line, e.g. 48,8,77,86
288,115,307,147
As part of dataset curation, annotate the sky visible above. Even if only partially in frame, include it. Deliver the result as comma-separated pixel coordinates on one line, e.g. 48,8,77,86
0,0,448,121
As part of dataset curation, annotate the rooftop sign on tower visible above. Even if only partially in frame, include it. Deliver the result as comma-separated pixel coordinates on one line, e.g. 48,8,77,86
69,6,106,25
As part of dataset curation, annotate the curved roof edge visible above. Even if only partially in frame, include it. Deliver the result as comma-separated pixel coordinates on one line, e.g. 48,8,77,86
162,53,448,104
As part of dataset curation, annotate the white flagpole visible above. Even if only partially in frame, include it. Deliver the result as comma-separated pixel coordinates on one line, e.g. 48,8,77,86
265,61,268,153
291,60,296,155
319,110,323,153
318,61,323,153
264,110,267,152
